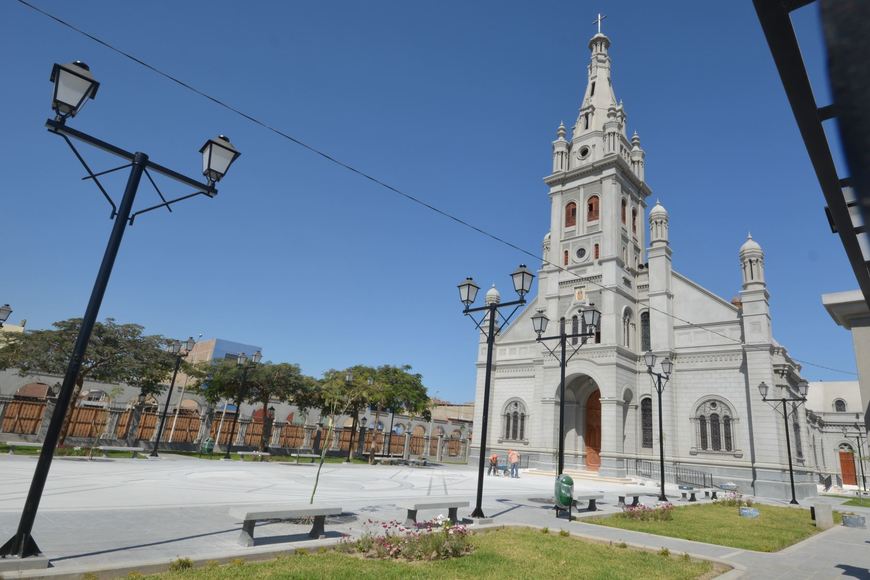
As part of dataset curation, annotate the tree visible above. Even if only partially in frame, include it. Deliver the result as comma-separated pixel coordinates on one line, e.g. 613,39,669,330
0,318,175,445
368,364,430,456
246,362,315,451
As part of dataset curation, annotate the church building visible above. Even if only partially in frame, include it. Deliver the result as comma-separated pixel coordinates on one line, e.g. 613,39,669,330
471,27,818,500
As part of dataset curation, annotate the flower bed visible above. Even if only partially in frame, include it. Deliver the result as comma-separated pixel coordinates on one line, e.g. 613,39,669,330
337,516,474,561
714,491,754,508
619,502,674,521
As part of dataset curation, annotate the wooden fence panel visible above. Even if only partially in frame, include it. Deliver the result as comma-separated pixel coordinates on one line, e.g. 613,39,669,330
337,428,354,451
136,413,159,441
429,437,440,456
447,439,461,457
114,410,131,439
167,414,201,443
209,412,238,445
243,421,264,447
388,434,404,455
409,436,424,455
276,424,305,448
1,400,45,435
68,406,109,439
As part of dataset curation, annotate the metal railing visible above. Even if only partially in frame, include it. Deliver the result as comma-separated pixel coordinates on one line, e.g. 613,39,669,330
632,459,714,488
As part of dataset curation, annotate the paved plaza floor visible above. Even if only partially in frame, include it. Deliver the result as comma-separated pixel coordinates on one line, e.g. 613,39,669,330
0,454,868,578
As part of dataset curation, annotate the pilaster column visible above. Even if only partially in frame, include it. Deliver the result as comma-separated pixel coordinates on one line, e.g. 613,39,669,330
423,435,431,458
403,432,411,460
0,397,9,433
37,399,56,442
303,425,314,449
236,419,250,446
271,421,285,447
436,435,444,462
105,407,121,441
598,397,626,478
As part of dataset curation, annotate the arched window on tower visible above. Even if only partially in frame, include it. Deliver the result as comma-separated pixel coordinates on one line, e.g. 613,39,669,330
587,196,599,222
565,202,577,228
621,199,627,225
571,315,579,346
563,250,569,266
641,398,653,448
632,208,638,234
594,243,600,260
502,400,527,442
792,403,803,459
622,309,633,349
834,399,847,413
640,311,651,352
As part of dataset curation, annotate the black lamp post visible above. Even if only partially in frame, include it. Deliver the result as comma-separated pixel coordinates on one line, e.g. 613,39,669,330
150,337,195,458
0,304,12,327
224,351,261,460
759,379,809,505
458,264,534,519
644,351,674,502
531,306,601,476
0,61,240,561
841,424,867,493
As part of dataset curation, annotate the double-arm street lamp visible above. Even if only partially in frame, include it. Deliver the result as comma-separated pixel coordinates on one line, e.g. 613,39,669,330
1,61,240,561
458,264,534,519
224,351,262,460
644,352,674,502
841,424,867,493
759,379,809,505
0,304,12,327
150,337,196,458
530,306,601,476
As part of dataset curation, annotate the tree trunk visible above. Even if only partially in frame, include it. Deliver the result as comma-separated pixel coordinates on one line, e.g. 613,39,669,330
310,414,335,504
57,376,85,447
346,409,358,462
259,401,269,452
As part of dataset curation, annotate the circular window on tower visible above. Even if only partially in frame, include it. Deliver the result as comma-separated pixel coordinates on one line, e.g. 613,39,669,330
576,247,587,261
579,146,590,159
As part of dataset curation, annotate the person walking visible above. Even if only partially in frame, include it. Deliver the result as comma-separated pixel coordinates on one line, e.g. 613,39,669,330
488,452,499,476
508,449,520,479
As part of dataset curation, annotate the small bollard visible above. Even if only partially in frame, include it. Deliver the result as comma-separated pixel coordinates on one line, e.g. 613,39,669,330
811,503,834,530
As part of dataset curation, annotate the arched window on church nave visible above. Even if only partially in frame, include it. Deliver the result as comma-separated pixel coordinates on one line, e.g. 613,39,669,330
565,202,577,228
640,397,653,448
587,195,600,222
834,399,847,413
621,198,627,225
632,207,638,235
502,400,527,442
695,399,736,453
640,311,650,352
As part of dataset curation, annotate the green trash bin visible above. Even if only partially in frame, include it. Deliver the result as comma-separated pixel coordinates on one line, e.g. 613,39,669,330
200,437,215,456
555,474,574,520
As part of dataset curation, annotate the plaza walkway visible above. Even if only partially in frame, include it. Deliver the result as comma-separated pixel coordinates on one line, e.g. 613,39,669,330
0,455,867,578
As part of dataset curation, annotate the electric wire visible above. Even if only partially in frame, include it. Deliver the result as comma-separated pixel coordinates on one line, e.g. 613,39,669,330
15,0,857,377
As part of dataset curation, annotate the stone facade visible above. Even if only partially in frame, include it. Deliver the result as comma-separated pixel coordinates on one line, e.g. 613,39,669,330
470,29,823,500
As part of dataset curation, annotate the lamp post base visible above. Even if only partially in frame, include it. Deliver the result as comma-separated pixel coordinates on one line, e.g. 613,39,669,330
470,507,486,519
0,533,42,561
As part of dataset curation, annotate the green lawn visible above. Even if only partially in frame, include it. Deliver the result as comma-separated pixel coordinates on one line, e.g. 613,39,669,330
145,528,716,580
587,503,836,552
841,497,870,508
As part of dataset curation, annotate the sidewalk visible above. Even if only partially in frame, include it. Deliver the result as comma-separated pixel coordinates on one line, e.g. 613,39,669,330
0,459,867,578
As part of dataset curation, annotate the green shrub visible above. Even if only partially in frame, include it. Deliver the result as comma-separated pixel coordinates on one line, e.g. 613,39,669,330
715,492,754,508
658,547,670,557
349,517,474,561
169,557,193,572
541,527,549,534
617,541,628,548
81,573,99,580
559,529,569,537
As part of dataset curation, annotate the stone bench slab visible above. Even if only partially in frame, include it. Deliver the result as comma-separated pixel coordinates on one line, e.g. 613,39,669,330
229,504,342,546
5,442,42,454
398,498,469,526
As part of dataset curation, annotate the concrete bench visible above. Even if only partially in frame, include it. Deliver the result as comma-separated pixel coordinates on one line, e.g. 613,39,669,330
678,486,717,502
95,446,144,458
228,504,342,546
398,498,470,527
371,455,403,465
618,487,654,508
238,451,271,462
573,493,604,512
5,441,42,455
292,452,320,463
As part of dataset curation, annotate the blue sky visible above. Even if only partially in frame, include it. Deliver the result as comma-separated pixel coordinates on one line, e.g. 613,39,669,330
0,1,858,402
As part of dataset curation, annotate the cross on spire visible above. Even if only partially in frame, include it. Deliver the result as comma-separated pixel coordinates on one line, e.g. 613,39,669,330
593,13,607,34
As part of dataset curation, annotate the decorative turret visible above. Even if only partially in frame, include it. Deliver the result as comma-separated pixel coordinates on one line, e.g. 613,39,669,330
649,200,669,245
485,284,501,305
739,233,765,288
552,122,569,173
630,131,645,182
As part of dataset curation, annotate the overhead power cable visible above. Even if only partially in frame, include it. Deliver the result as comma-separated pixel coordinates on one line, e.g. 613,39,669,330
15,0,857,377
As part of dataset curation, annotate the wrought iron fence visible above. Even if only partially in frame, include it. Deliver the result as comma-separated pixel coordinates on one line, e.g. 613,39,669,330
632,459,714,488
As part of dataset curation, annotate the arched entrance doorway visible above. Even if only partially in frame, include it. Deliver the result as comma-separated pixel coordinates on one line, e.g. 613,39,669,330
840,443,857,486
585,390,601,470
